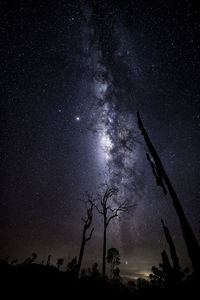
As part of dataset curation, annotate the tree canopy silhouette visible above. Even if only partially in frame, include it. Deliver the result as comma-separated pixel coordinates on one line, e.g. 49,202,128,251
107,247,120,280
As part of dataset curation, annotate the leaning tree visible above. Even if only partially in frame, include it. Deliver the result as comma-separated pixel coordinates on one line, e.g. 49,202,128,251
137,112,200,275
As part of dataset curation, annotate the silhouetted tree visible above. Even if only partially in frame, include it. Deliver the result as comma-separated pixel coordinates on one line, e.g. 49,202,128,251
95,186,130,278
31,252,37,263
11,259,18,265
76,193,95,278
150,266,165,288
150,250,181,287
67,257,77,277
23,257,31,265
47,254,51,266
88,262,101,279
107,247,120,280
113,267,120,282
161,219,182,282
160,250,173,284
23,253,37,265
56,258,64,270
137,112,200,275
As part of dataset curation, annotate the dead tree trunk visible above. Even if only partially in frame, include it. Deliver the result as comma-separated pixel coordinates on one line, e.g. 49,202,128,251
137,112,200,275
161,219,181,276
161,250,172,279
102,220,107,279
76,196,94,278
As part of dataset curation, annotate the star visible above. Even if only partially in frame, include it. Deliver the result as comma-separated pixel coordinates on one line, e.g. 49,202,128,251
76,116,80,121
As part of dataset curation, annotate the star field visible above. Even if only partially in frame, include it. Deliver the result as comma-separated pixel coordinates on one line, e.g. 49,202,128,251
1,0,200,279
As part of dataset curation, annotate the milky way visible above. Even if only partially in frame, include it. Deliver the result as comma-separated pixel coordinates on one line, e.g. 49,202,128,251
83,10,143,209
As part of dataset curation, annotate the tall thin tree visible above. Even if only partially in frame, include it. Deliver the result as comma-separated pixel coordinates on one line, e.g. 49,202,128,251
95,186,130,279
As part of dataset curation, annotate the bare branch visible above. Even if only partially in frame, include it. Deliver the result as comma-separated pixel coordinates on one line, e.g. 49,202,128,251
106,200,134,226
107,206,116,213
106,213,118,227
94,202,104,215
86,227,94,241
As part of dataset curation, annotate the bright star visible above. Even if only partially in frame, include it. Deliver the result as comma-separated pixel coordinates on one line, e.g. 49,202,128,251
76,116,80,121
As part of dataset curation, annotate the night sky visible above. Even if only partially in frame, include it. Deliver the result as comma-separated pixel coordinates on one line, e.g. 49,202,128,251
1,0,200,280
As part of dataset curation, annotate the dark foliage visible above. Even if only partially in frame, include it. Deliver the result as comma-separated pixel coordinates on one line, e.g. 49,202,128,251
0,256,199,299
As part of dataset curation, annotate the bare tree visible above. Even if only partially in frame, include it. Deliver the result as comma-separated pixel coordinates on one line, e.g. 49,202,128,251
76,193,95,278
95,186,130,279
